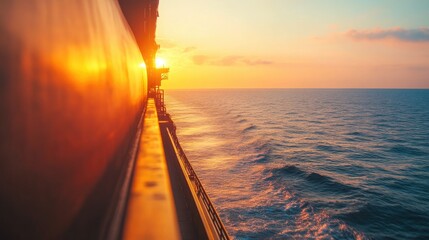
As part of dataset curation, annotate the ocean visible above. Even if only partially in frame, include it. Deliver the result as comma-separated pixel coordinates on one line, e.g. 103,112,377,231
164,89,429,240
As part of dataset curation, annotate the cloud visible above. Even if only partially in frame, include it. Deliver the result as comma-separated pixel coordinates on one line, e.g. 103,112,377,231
157,39,197,53
157,39,178,48
192,55,273,66
242,59,273,66
346,27,429,42
192,55,210,65
183,47,197,53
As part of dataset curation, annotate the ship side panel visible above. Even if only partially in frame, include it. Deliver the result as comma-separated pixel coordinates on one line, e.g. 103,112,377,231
0,0,147,238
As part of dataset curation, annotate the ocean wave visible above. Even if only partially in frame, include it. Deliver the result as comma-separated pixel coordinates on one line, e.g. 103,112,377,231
253,152,271,163
236,118,247,123
266,165,357,194
271,165,307,177
248,141,275,164
339,203,429,239
315,144,349,153
242,124,257,133
387,145,427,156
223,192,367,240
343,131,373,142
255,142,270,152
346,131,366,136
347,151,384,160
314,131,327,135
385,138,406,143
305,172,358,193
343,137,369,143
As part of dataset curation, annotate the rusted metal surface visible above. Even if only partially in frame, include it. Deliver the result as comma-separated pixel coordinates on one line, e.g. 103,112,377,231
122,99,180,240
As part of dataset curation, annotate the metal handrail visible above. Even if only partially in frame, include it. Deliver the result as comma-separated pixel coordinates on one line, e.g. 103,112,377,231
166,122,230,240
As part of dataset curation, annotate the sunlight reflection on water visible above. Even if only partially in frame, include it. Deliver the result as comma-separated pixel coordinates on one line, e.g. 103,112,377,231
165,89,429,239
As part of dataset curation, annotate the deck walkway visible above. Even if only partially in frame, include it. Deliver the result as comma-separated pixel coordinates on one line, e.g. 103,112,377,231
122,99,180,240
119,98,228,240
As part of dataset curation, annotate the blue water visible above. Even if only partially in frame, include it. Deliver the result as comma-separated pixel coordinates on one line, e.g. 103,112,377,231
165,89,429,239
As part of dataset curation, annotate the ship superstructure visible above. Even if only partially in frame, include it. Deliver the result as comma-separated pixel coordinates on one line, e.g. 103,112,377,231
119,0,170,97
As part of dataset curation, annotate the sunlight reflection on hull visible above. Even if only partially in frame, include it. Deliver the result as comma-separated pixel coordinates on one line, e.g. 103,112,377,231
0,1,146,238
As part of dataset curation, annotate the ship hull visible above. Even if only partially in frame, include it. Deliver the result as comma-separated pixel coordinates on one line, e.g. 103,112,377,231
0,1,147,238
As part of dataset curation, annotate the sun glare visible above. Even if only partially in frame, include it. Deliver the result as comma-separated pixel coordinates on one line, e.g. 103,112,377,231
156,57,166,68
139,58,166,69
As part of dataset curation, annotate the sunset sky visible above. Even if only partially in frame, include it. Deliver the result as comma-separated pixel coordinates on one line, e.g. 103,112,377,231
156,0,429,89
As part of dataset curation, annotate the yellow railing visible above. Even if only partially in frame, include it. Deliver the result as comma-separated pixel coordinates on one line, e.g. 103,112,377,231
166,125,230,240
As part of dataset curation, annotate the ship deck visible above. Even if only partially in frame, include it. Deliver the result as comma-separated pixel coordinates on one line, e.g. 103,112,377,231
111,98,228,240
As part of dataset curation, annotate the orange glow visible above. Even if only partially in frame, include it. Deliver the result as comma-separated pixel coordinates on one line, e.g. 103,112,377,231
54,50,107,79
0,1,147,238
156,2,429,89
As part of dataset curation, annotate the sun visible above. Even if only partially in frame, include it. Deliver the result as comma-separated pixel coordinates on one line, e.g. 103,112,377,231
155,57,166,68
138,58,167,69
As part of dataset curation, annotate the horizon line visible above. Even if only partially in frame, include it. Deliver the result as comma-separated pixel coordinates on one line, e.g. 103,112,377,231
164,87,429,90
